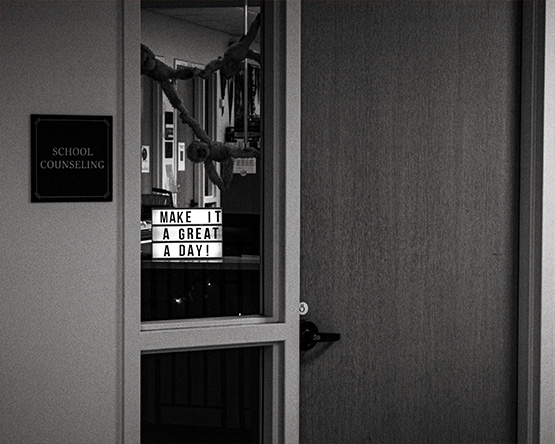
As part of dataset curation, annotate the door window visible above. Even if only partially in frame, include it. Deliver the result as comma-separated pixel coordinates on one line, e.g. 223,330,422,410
140,3,263,322
142,347,262,444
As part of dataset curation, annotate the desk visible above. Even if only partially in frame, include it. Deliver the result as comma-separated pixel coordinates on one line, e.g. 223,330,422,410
141,255,261,322
141,255,260,271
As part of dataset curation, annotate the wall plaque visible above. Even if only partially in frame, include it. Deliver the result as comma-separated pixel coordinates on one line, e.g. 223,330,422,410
31,114,112,202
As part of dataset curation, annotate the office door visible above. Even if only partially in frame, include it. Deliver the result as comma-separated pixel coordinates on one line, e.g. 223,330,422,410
123,1,301,442
300,1,539,442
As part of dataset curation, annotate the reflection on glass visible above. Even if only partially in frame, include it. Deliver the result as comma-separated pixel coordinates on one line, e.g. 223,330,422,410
140,2,263,321
141,348,261,444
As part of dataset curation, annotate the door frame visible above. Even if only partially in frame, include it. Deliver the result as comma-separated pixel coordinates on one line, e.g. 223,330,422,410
539,0,555,442
520,1,554,443
121,1,301,443
173,58,221,208
519,1,544,443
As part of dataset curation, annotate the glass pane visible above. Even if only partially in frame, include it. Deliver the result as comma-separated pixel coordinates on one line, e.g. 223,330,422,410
140,2,263,322
142,347,262,444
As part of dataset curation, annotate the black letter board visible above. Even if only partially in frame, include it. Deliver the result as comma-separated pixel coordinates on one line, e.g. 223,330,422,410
31,114,112,202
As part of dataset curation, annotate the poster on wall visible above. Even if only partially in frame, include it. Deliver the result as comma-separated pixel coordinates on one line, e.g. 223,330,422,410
233,158,256,175
165,164,177,192
31,114,112,202
178,142,186,171
142,145,150,173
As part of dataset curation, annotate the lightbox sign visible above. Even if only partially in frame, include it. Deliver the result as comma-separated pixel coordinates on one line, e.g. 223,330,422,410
151,208,223,261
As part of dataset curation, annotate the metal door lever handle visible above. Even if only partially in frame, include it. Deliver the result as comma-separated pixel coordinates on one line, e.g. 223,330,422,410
312,332,341,342
300,320,340,351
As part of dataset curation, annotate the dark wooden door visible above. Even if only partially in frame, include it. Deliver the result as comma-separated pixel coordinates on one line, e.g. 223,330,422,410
300,1,522,442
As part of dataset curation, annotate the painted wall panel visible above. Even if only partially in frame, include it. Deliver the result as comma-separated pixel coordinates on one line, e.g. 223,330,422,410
0,2,122,443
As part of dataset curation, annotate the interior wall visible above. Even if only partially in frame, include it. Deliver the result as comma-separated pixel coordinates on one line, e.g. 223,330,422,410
142,10,230,68
0,2,122,443
142,76,155,194
141,11,231,207
142,10,232,147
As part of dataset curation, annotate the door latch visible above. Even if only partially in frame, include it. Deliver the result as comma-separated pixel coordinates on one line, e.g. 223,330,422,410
300,320,340,351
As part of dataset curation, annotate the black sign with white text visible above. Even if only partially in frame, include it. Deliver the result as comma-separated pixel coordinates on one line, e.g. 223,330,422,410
31,114,112,202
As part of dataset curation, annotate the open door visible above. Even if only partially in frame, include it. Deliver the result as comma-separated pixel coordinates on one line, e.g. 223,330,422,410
299,1,545,443
123,1,301,442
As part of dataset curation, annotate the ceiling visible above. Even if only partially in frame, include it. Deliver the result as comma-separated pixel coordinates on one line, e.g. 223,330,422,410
145,6,260,39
